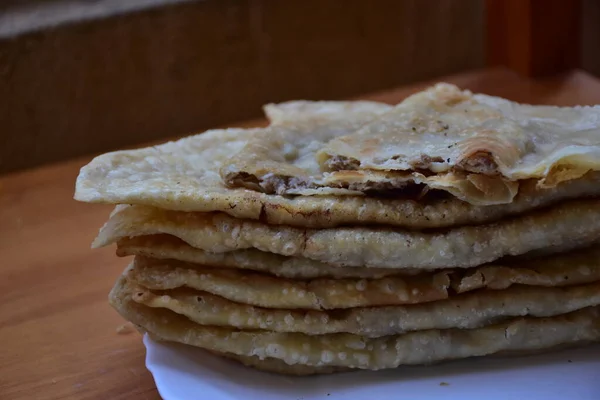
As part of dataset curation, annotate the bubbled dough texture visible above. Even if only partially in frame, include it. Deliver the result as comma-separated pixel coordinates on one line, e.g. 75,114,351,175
111,273,600,371
147,334,347,375
94,199,600,269
125,246,600,313
128,256,451,309
125,248,600,337
116,235,418,279
117,235,600,284
134,281,600,338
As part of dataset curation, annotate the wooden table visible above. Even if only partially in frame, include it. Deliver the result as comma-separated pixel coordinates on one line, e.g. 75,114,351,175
2,67,600,400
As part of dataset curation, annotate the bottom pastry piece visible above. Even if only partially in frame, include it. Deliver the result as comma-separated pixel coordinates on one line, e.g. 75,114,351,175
110,267,600,374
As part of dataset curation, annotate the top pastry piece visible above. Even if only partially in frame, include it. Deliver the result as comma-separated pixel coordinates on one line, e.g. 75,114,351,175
74,92,600,228
223,84,600,205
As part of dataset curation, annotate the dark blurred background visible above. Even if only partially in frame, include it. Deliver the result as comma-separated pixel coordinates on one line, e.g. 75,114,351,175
0,0,598,174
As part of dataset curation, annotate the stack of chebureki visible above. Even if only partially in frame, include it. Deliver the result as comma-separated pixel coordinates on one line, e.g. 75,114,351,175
76,84,600,375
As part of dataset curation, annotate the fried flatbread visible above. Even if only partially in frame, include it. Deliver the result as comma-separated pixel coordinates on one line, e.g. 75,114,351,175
224,94,521,204
223,85,600,204
94,199,600,269
147,334,348,375
116,236,600,285
263,100,392,129
127,256,451,309
222,100,392,196
117,235,418,279
317,83,600,189
74,121,600,228
226,97,519,205
132,280,600,338
454,246,600,292
111,274,600,371
125,245,600,311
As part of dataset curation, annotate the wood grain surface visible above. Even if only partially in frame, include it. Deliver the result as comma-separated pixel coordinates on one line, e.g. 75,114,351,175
2,68,600,400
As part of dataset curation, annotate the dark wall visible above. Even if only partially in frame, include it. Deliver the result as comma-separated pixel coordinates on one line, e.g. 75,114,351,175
0,0,484,173
582,0,600,78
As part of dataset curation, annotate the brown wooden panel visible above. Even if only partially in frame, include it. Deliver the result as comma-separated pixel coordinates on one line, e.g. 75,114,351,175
0,0,483,174
486,0,580,77
581,0,600,77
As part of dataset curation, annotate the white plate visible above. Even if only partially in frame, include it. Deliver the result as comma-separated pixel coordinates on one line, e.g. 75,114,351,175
144,334,600,400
